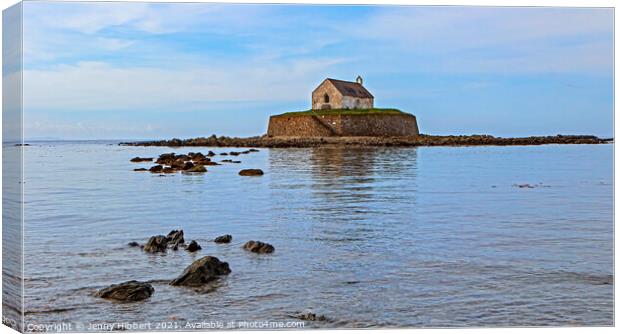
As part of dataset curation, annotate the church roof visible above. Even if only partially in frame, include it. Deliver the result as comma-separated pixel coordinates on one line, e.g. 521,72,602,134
324,78,374,98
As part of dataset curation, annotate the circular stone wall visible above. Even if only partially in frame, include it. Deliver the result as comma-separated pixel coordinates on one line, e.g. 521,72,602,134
267,113,419,137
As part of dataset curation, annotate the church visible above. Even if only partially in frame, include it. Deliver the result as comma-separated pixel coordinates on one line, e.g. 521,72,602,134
311,76,374,110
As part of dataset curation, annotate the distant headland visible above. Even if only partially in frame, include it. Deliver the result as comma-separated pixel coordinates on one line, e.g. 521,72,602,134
122,76,612,148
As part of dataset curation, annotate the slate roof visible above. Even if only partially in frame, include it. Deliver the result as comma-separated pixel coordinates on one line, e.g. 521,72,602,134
324,78,374,98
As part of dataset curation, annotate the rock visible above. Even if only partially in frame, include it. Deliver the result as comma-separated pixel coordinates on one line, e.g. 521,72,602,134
144,235,168,253
229,151,241,156
202,161,220,166
169,256,231,286
241,150,251,154
220,152,228,156
181,161,195,170
214,235,232,243
207,151,216,157
171,158,186,169
243,240,274,254
127,241,141,247
95,280,154,302
156,153,176,165
149,165,163,173
162,167,176,173
239,169,264,176
249,149,259,152
186,240,202,252
186,165,207,173
133,168,148,171
166,230,184,245
295,311,327,321
130,157,153,162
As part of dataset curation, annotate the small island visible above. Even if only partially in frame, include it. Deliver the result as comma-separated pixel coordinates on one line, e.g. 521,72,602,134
122,76,612,148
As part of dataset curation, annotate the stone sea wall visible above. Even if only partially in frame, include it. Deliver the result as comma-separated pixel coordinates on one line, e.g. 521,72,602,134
267,113,420,137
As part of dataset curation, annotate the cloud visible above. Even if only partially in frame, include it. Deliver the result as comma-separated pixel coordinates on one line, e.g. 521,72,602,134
343,6,613,75
23,58,347,112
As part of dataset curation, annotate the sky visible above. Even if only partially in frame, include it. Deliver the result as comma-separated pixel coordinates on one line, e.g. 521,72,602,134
5,1,614,139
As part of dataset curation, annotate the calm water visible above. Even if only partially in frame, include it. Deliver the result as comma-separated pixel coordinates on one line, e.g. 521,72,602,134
16,142,613,329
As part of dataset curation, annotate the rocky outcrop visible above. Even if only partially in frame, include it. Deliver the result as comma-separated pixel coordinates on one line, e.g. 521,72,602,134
95,281,154,302
143,235,168,253
121,134,613,148
214,235,232,243
239,169,264,176
243,240,274,254
169,256,231,286
186,240,201,252
166,230,185,246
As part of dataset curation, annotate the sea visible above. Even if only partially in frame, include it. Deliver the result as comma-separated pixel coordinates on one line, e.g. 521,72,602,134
4,141,614,329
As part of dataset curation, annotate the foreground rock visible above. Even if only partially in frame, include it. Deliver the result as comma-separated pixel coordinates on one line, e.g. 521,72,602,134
239,169,264,176
186,240,201,252
95,280,154,302
120,134,612,148
144,235,168,253
169,256,231,286
214,234,232,243
243,240,274,254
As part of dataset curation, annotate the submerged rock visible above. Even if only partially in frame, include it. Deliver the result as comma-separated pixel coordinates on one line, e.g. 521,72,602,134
149,165,163,173
186,165,207,173
186,240,202,252
144,235,168,253
127,241,141,247
243,240,274,254
295,311,327,322
169,256,231,286
248,149,259,152
133,168,148,172
95,280,154,302
130,157,153,162
239,169,264,176
162,167,176,174
214,235,232,243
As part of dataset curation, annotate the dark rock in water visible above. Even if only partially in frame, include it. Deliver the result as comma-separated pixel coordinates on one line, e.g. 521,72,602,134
189,152,205,160
149,165,163,173
186,240,202,252
202,161,220,166
156,153,176,165
229,151,241,156
127,241,141,247
249,149,259,152
221,159,240,163
169,256,231,286
295,311,327,321
130,157,154,162
162,167,176,174
207,151,216,157
186,165,207,173
133,168,148,171
241,150,251,154
144,235,168,253
171,158,186,169
95,280,154,302
239,169,264,176
181,161,195,170
220,152,228,156
243,240,274,254
214,234,232,243
166,230,185,245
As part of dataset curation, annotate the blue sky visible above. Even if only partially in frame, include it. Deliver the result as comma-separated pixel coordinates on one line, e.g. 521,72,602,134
10,2,614,139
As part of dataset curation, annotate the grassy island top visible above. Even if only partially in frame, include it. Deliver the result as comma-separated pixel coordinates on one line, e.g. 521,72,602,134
276,108,405,117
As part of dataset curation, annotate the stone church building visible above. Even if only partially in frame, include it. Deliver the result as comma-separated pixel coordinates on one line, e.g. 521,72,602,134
312,76,374,110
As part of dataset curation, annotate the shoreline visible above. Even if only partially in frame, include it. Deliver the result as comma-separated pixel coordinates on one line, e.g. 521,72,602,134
119,134,613,148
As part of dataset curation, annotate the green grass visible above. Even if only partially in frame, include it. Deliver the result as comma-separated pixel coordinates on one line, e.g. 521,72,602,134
277,108,405,117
